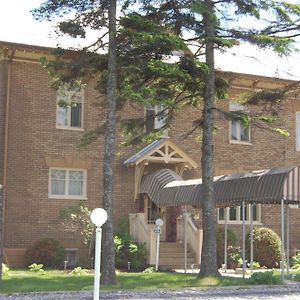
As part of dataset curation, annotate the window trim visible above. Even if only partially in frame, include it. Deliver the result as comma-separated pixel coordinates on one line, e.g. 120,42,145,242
217,204,262,225
229,119,252,145
145,104,167,131
229,101,251,145
56,86,84,131
48,168,87,200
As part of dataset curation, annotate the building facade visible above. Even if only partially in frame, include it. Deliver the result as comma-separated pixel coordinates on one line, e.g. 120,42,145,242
1,41,300,267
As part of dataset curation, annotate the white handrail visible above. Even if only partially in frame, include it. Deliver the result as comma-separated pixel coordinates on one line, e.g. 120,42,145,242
129,213,156,264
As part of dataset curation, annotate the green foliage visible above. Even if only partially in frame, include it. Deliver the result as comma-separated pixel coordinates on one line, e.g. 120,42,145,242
59,203,93,246
2,263,9,276
247,261,261,270
28,263,44,272
292,253,300,270
25,238,66,268
249,271,281,285
216,227,238,268
227,246,242,269
114,218,148,271
246,227,281,268
142,266,155,273
71,266,89,276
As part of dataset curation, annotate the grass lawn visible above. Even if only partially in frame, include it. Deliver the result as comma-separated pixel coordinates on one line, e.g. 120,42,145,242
0,269,249,294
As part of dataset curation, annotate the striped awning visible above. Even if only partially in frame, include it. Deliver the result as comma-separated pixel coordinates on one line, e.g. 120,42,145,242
140,169,182,205
141,166,300,208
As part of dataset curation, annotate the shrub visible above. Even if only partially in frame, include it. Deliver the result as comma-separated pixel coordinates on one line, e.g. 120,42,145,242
114,218,148,271
143,266,155,273
246,227,281,268
249,270,281,285
2,263,9,276
227,246,242,269
25,238,66,268
28,263,44,272
247,261,261,270
71,266,89,276
216,227,238,268
292,252,300,270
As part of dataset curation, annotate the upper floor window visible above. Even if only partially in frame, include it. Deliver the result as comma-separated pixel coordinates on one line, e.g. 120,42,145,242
146,104,167,133
49,168,87,199
296,112,300,151
56,86,84,130
229,102,251,144
218,204,261,224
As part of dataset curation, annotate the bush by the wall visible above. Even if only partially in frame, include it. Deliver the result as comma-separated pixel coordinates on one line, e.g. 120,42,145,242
292,252,300,270
25,238,65,268
216,227,238,268
114,218,148,271
249,270,281,285
2,263,9,276
246,227,281,268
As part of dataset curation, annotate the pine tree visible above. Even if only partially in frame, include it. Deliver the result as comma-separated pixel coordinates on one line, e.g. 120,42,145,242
32,0,117,284
125,0,300,277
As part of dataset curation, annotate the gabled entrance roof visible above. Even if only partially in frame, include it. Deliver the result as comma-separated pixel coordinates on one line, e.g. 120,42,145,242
124,138,198,169
124,138,198,201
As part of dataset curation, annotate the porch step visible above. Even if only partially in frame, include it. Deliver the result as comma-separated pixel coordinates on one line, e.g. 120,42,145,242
158,242,197,270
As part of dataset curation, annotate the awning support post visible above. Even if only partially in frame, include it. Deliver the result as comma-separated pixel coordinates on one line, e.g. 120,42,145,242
286,202,290,276
281,199,285,283
250,203,254,274
242,201,246,279
224,207,228,272
184,206,187,274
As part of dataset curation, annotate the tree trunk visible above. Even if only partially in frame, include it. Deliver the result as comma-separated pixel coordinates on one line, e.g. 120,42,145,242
198,0,221,278
101,0,117,285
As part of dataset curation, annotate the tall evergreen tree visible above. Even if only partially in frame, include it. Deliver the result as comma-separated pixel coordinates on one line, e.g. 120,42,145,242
32,0,117,284
125,0,300,277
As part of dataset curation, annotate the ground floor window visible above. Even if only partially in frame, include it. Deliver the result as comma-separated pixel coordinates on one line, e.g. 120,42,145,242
49,168,87,199
218,204,261,224
65,248,79,267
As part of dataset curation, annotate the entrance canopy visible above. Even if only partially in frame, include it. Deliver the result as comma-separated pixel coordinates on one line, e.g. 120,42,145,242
141,166,300,207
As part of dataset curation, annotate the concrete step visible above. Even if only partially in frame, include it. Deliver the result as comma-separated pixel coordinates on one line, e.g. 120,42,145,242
158,242,196,270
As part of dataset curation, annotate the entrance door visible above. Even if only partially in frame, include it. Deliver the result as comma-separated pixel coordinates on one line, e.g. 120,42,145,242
165,207,178,242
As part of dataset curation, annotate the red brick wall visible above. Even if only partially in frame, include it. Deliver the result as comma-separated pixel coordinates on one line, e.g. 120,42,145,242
2,51,300,266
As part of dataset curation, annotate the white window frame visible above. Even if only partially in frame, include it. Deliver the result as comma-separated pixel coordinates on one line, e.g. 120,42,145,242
48,168,87,200
56,86,84,130
217,204,262,225
229,102,251,145
146,104,167,130
296,112,300,151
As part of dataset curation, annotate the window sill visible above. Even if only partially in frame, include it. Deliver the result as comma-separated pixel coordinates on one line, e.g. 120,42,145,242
229,140,252,146
218,220,262,225
48,195,87,200
56,126,84,131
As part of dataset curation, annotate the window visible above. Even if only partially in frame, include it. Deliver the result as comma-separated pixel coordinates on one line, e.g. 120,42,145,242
49,168,87,199
65,249,79,267
56,86,84,129
218,204,261,224
146,104,167,133
296,112,300,151
229,102,251,144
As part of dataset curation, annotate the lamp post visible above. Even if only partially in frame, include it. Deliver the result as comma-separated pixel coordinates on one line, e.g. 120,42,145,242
90,208,108,300
155,218,163,271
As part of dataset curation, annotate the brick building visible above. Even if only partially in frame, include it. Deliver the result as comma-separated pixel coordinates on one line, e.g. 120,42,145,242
1,41,300,268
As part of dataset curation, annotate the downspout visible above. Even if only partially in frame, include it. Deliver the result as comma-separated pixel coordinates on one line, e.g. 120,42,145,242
2,48,15,263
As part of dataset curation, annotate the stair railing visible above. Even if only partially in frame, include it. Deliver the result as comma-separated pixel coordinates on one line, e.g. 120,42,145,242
129,213,157,265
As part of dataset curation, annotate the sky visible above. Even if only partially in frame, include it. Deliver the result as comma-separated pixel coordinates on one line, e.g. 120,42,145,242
0,0,300,80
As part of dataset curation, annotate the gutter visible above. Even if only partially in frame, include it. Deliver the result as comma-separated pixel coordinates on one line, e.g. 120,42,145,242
2,47,16,264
